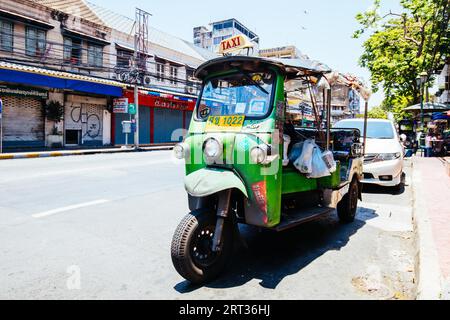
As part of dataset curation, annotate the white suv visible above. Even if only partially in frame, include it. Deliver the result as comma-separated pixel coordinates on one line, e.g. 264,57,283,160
334,119,404,187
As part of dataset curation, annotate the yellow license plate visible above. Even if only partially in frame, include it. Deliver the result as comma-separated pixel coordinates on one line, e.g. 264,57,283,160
205,115,245,132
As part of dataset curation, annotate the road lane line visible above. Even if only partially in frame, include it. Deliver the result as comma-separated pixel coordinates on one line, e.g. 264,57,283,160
32,199,110,219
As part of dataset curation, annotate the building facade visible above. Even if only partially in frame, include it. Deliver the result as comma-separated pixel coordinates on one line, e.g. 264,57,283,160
193,18,259,54
0,0,125,149
0,0,217,150
259,46,303,59
436,60,449,105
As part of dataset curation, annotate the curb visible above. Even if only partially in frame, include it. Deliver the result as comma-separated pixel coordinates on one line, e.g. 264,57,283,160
0,145,174,160
411,157,443,300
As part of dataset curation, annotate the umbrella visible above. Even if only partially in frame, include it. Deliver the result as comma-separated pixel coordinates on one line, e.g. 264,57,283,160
404,102,450,112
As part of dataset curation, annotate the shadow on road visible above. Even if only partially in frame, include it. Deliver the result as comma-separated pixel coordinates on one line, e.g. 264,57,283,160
174,208,378,293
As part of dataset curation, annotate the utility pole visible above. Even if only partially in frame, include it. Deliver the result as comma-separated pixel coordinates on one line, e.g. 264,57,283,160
133,8,151,149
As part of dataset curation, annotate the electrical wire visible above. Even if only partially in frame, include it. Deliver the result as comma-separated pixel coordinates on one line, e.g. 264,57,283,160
0,27,203,88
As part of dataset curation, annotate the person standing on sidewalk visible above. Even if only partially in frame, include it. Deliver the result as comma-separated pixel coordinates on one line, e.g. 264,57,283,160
425,130,434,157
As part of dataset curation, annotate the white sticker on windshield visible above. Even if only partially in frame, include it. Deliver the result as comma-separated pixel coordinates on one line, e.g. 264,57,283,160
235,103,247,114
249,100,266,114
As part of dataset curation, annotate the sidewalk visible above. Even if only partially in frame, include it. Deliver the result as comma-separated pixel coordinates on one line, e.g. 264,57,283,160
412,156,450,299
0,144,174,160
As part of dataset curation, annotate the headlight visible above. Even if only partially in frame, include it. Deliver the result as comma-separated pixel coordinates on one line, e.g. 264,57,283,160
173,143,189,159
374,152,401,162
250,144,269,164
203,138,223,162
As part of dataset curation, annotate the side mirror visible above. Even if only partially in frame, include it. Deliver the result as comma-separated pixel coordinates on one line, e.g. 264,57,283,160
351,143,363,158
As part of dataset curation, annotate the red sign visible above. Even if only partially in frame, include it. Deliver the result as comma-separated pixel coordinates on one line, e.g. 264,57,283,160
124,91,195,111
154,98,191,111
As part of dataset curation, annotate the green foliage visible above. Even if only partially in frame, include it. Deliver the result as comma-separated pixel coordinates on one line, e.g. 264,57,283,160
367,106,388,119
354,0,450,109
43,100,64,122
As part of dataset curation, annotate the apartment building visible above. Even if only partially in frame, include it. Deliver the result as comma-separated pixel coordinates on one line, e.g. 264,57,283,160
194,18,259,54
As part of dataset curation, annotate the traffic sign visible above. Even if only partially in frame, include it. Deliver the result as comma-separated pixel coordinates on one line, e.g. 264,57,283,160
128,103,137,115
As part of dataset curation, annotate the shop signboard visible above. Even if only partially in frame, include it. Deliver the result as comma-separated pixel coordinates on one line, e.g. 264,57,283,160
0,85,48,99
153,98,191,111
113,98,129,113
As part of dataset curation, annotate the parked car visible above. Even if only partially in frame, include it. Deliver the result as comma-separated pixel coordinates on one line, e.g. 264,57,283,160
334,119,404,188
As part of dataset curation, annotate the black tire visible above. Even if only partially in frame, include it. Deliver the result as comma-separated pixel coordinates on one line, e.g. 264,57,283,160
337,179,359,223
171,210,233,284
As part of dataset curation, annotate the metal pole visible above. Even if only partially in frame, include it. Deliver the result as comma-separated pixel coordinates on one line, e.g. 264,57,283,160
420,83,424,131
134,84,139,148
363,101,369,155
326,88,332,150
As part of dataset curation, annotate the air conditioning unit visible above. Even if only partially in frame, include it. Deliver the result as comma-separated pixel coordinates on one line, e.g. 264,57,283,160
143,75,152,85
116,72,128,82
186,86,196,94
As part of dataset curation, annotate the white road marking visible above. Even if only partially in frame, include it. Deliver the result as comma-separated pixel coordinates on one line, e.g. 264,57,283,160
32,199,110,219
0,159,174,183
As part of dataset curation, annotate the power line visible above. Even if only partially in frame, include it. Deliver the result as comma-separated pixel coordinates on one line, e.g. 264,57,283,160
0,27,202,88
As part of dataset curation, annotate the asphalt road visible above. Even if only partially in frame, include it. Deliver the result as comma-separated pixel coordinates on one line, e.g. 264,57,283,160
0,151,416,299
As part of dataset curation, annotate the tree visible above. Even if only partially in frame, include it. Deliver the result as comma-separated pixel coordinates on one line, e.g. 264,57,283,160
368,106,389,119
42,101,64,134
356,105,388,119
354,0,450,109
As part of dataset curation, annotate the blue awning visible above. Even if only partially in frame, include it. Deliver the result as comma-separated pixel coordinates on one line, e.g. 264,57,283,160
0,68,123,97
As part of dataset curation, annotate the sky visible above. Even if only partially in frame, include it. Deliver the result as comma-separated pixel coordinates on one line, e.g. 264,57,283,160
92,0,404,108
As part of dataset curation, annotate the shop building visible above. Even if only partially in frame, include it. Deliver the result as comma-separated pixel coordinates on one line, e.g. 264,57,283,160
112,89,195,145
0,0,125,149
34,0,217,147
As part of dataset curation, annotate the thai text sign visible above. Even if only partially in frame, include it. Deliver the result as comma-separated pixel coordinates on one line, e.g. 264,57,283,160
113,98,129,113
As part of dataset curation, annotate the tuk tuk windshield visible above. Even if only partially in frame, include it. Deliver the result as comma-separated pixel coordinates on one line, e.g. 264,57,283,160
197,71,275,120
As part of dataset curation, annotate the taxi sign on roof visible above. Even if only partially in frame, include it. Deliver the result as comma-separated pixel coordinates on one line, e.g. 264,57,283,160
219,34,254,55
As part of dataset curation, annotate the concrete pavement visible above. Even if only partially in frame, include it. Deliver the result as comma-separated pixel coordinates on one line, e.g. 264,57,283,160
412,156,450,300
0,152,416,299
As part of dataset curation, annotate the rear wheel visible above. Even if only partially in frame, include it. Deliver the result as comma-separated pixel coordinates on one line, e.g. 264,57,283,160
337,179,359,223
171,210,233,284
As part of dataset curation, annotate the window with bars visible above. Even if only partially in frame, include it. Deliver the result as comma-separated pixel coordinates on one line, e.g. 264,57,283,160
26,27,46,57
63,37,82,65
0,19,13,52
116,49,132,68
156,63,165,82
170,66,178,85
87,43,103,67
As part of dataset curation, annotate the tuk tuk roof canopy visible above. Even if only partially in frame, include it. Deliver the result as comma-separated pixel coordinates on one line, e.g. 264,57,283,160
404,102,450,112
194,56,331,80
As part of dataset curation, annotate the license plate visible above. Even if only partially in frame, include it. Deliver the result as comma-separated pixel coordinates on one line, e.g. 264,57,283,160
205,115,245,132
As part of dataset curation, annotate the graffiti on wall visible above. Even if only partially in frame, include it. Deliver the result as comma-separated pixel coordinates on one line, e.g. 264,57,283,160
65,104,103,143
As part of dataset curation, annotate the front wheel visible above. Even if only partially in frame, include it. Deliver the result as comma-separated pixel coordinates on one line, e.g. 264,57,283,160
337,179,359,223
171,210,233,284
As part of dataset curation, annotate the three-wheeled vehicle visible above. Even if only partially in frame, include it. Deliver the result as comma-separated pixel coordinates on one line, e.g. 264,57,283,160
171,54,368,284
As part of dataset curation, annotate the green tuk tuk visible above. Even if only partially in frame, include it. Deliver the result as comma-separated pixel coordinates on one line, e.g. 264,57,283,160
171,55,367,284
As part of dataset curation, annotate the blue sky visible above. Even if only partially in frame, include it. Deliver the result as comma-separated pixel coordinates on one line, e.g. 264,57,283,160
92,0,404,108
